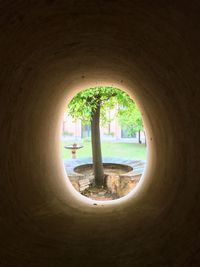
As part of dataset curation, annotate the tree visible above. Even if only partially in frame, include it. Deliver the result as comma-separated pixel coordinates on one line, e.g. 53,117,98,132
118,103,144,143
67,86,143,187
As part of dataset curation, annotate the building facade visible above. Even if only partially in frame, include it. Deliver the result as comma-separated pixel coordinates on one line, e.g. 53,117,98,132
62,110,145,143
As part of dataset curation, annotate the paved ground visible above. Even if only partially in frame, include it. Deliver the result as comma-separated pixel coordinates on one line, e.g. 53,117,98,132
63,157,146,177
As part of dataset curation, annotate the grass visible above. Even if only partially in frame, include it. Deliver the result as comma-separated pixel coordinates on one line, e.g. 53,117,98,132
61,140,147,160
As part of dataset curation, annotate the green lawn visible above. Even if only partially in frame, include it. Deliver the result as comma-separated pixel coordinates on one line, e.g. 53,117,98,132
61,140,147,160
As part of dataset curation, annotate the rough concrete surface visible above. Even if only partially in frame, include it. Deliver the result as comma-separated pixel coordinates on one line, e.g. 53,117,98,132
0,1,200,266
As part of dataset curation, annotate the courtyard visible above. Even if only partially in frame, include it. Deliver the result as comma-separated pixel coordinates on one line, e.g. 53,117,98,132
61,140,147,200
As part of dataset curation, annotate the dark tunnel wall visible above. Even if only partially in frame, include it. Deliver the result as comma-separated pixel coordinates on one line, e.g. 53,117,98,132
0,1,200,266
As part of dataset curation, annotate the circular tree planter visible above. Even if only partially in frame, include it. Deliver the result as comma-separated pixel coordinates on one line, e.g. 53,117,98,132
74,163,133,174
72,163,141,200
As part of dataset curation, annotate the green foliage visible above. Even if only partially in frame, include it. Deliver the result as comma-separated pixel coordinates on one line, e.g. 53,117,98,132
63,131,74,136
118,103,144,136
67,86,143,131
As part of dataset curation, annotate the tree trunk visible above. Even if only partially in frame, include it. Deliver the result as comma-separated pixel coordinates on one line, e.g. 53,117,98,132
143,130,147,146
91,102,104,187
138,130,142,144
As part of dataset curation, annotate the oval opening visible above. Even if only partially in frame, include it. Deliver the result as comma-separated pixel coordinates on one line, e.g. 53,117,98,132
61,86,147,202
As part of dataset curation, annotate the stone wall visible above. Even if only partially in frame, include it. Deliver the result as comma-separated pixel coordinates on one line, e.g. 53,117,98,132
106,174,141,198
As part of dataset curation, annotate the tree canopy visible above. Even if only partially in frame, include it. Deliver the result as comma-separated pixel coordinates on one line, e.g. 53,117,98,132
118,103,143,136
67,86,143,133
